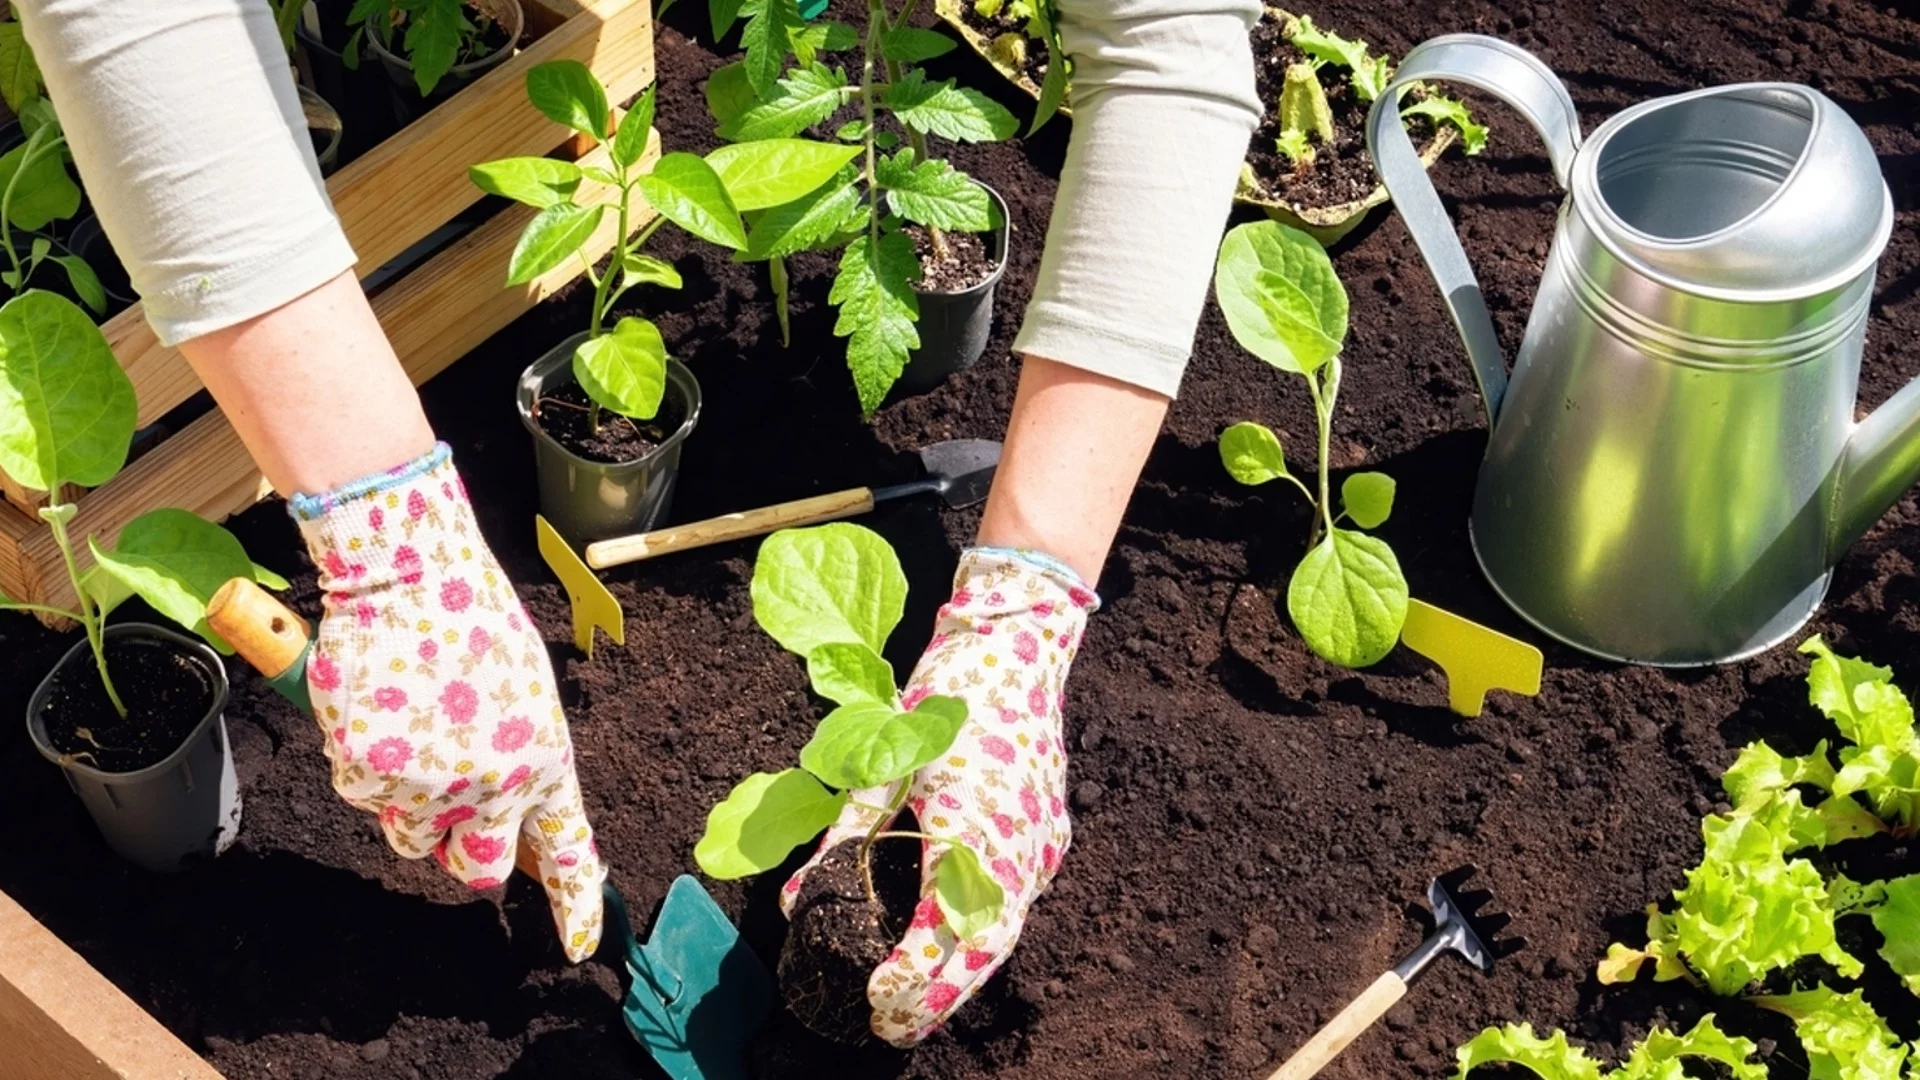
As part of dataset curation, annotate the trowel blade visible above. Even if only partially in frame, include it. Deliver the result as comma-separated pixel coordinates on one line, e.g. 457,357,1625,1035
919,438,1001,508
622,875,772,1080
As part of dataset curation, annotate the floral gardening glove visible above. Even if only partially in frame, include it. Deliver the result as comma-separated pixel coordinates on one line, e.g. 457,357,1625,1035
782,548,1097,1046
292,443,607,962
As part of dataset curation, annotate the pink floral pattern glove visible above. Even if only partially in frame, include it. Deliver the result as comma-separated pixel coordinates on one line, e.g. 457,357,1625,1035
293,444,607,962
782,548,1097,1046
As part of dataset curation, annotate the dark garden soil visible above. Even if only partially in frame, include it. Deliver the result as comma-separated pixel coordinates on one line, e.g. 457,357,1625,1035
535,382,690,464
38,636,219,773
0,0,1916,1077
953,5,1054,91
910,225,998,293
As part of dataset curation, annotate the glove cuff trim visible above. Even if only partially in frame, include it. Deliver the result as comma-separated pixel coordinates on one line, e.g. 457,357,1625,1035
288,442,453,522
964,546,1102,613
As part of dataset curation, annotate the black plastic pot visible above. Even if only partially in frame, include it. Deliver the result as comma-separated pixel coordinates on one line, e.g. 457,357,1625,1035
65,215,137,320
27,624,240,873
518,331,702,546
299,84,345,176
891,183,1010,398
367,0,523,126
294,0,402,165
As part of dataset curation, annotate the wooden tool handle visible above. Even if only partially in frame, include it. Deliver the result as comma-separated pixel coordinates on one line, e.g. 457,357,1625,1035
207,578,311,678
1266,971,1407,1080
584,487,876,569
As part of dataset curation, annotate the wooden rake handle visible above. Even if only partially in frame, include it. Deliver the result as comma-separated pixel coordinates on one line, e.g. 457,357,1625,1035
583,486,876,569
1266,971,1407,1080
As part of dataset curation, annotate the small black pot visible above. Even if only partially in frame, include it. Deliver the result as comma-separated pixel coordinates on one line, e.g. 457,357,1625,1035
518,332,703,546
367,0,523,126
294,0,402,164
299,84,345,176
65,215,137,320
27,624,240,873
891,183,1010,398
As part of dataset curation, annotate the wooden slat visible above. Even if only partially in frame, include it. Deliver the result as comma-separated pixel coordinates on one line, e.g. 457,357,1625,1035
0,889,222,1080
102,0,656,430
9,135,660,615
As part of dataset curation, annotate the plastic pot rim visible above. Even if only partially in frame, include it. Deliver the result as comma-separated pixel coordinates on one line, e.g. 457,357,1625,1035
911,181,1010,302
26,622,231,785
516,330,704,474
364,0,525,80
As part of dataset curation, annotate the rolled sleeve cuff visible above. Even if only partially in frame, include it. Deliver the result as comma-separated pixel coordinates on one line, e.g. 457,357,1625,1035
1013,302,1192,400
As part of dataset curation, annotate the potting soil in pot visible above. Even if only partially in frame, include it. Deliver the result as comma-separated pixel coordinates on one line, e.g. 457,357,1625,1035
40,636,220,773
534,381,691,463
0,0,1915,1076
909,226,998,293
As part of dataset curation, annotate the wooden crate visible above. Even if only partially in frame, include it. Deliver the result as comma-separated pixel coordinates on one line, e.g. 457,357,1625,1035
0,0,659,618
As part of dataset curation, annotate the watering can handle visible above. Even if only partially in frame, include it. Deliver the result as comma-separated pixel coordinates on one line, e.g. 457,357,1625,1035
1365,34,1582,425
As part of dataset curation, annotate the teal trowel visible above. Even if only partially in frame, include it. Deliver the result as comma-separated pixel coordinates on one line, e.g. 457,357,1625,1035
207,577,773,1079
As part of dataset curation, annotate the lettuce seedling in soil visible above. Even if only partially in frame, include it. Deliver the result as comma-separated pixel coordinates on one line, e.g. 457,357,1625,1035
1214,220,1407,669
1452,1016,1767,1079
704,0,1018,416
0,289,282,765
694,523,1003,1038
340,0,512,96
1245,12,1485,211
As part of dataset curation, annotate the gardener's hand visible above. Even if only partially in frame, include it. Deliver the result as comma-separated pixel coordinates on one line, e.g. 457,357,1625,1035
782,548,1097,1046
293,444,607,962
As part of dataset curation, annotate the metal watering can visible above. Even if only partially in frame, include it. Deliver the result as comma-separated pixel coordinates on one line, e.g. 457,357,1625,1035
1366,35,1901,666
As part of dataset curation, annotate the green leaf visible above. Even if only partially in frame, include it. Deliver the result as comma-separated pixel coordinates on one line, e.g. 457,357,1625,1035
0,22,43,114
572,317,667,420
739,0,804,98
721,63,849,141
791,20,857,63
1611,1016,1767,1080
799,694,969,788
621,254,683,291
1800,636,1916,751
0,291,134,490
710,0,745,42
1724,739,1838,808
835,120,869,142
1753,987,1913,1080
751,521,907,657
1341,472,1395,529
705,61,758,129
876,151,993,231
467,157,584,208
1287,528,1407,668
805,641,897,707
1279,62,1334,144
694,769,847,879
885,71,1018,143
743,170,862,260
935,844,1004,942
252,562,291,591
1218,421,1291,487
90,509,258,652
1863,874,1920,994
1214,221,1348,374
526,59,610,141
637,153,748,250
52,257,105,316
880,27,958,63
830,231,920,417
1403,96,1489,155
1453,1024,1603,1080
401,0,468,97
1275,128,1315,167
1286,15,1391,102
611,86,656,169
505,203,604,285
0,139,80,232
705,138,861,211
1029,0,1069,134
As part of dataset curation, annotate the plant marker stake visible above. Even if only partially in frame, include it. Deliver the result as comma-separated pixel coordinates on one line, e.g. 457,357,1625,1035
537,514,625,657
1399,598,1542,717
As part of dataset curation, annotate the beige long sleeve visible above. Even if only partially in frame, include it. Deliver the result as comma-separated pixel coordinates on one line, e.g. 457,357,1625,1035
1012,0,1263,400
15,0,356,347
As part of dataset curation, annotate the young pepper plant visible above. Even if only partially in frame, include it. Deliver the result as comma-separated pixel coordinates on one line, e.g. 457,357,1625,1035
694,523,1004,937
1214,221,1408,669
708,0,1018,416
0,291,283,722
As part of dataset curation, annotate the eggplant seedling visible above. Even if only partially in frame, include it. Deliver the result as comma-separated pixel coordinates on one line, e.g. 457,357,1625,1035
694,523,1004,939
1215,220,1408,669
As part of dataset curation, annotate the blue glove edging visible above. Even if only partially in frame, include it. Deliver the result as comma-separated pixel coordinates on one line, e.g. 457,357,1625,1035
287,441,452,522
966,546,1104,613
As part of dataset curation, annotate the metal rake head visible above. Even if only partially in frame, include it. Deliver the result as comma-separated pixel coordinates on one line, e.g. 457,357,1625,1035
1426,864,1526,974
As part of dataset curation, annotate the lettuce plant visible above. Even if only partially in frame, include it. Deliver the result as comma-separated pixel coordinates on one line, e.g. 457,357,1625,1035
0,292,282,719
705,0,1019,415
1214,221,1407,668
1453,1016,1766,1080
694,523,1003,937
1752,986,1914,1080
1270,16,1486,173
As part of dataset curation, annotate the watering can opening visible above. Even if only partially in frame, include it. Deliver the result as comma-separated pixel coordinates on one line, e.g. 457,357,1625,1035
1592,86,1813,244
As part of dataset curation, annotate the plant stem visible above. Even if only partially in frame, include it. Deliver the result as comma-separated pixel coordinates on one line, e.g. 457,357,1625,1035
0,600,86,622
881,41,949,262
857,781,913,905
44,510,126,719
870,829,939,844
581,159,633,438
861,0,884,258
0,128,56,288
1301,357,1341,550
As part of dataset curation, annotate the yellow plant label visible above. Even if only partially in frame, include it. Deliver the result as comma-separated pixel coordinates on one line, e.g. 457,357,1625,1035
537,515,625,657
1400,598,1543,717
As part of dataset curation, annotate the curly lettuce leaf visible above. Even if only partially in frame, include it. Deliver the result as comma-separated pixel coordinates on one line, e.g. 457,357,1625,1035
1802,636,1915,751
1612,1015,1767,1080
1754,987,1912,1080
1455,1024,1603,1080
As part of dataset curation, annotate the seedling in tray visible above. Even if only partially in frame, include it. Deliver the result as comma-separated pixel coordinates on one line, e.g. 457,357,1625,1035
694,524,1005,983
1215,220,1408,669
341,0,514,96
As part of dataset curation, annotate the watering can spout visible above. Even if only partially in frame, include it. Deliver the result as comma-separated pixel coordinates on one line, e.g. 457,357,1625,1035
1834,380,1920,557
